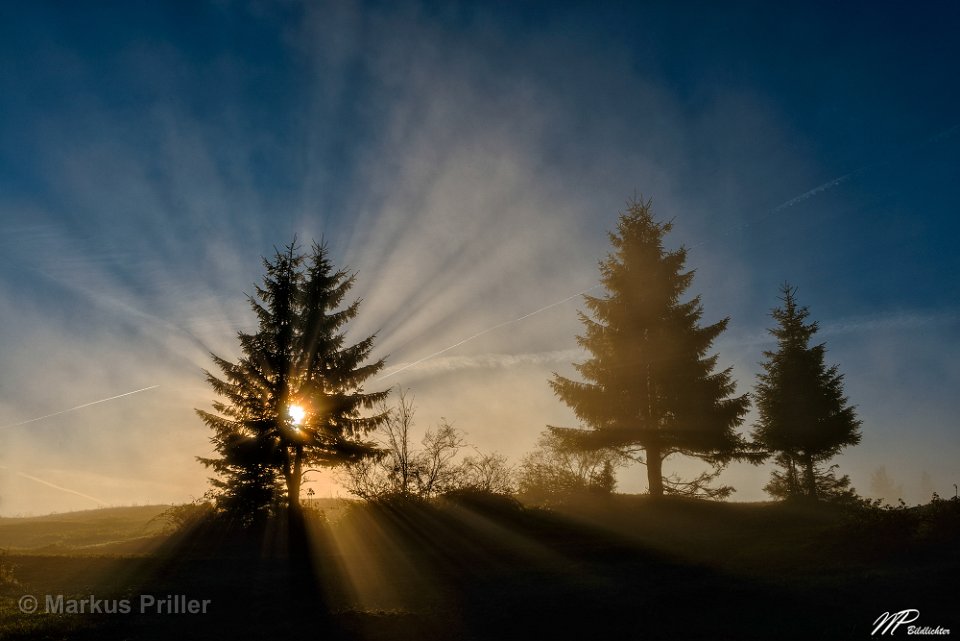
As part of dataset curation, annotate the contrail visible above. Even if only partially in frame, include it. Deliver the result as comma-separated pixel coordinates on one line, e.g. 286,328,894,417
928,123,960,144
378,286,600,380
0,385,160,430
0,465,106,505
689,166,872,250
769,170,861,213
771,122,958,214
693,121,959,248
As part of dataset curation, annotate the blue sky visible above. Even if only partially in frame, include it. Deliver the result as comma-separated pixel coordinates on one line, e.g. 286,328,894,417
1,1,958,514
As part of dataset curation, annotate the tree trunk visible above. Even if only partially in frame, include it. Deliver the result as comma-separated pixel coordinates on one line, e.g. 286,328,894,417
647,444,664,497
288,445,304,514
801,454,817,500
786,456,800,497
286,445,310,561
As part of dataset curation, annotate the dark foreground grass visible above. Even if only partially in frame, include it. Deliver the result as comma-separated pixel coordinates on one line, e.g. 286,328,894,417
1,496,956,640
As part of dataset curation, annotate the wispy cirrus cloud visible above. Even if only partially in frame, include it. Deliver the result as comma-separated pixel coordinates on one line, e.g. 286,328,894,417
383,349,583,380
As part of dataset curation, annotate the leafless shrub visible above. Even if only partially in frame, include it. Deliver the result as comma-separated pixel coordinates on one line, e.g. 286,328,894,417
342,389,513,500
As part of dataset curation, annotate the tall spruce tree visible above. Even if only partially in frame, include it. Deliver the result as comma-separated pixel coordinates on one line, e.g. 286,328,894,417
197,241,389,520
550,199,754,498
752,284,861,500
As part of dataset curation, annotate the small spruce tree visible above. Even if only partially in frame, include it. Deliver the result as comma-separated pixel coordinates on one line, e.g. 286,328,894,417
752,284,862,501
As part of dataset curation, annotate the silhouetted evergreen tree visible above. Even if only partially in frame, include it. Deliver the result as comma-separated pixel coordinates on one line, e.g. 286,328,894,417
550,199,754,498
752,284,861,501
197,241,389,521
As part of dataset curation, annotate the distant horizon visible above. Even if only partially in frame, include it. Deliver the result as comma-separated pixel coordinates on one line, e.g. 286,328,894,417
4,487,953,520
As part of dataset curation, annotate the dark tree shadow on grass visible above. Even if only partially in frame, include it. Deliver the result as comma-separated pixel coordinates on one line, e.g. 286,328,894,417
5,496,958,641
3,509,346,641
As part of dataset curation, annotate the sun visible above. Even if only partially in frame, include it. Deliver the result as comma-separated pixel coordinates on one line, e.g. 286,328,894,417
287,404,306,426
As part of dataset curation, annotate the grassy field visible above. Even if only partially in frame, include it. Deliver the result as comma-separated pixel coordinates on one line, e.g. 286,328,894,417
0,506,171,555
0,496,956,640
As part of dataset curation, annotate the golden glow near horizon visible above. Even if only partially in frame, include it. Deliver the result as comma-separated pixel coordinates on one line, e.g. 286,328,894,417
288,404,306,426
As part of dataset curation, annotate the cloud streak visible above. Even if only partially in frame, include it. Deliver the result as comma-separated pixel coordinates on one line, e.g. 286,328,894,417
0,385,161,430
720,308,960,349
384,349,583,378
0,466,105,506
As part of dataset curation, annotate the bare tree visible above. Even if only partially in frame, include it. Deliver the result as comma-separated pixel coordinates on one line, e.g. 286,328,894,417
342,389,512,500
461,452,515,495
380,387,417,496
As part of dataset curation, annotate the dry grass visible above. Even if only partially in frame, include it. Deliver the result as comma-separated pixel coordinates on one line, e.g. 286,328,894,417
0,497,956,640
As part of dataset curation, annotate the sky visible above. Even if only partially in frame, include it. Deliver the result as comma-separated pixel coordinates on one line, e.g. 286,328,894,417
1,1,958,515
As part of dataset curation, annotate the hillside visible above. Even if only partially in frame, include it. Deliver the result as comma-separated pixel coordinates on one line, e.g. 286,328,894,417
0,500,354,553
1,496,957,640
0,505,171,554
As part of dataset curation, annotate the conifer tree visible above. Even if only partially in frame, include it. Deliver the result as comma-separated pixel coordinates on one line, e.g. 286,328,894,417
197,241,389,520
752,284,861,500
550,199,754,498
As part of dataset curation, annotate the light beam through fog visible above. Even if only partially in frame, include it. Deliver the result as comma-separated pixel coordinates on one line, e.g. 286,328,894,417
0,4,957,513
382,114,956,385
378,286,600,381
384,116,955,384
0,385,160,430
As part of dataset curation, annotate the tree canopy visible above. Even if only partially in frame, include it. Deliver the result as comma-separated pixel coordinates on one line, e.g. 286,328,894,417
550,199,755,497
752,284,862,500
197,241,389,520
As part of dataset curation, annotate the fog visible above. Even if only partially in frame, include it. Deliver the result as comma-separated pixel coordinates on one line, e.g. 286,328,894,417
1,3,957,515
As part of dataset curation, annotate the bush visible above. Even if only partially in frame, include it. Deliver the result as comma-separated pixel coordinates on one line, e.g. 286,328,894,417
441,487,524,514
831,494,960,557
155,500,216,533
517,430,624,506
460,452,515,495
0,550,18,591
916,493,960,544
